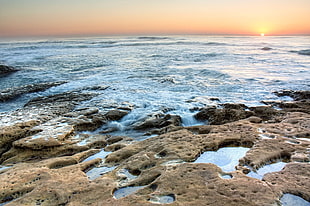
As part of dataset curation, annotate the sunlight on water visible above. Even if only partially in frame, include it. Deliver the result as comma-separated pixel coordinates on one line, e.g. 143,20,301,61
194,147,250,172
280,194,310,206
1,36,309,131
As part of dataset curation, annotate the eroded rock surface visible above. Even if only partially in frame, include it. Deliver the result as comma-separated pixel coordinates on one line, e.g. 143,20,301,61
0,90,310,206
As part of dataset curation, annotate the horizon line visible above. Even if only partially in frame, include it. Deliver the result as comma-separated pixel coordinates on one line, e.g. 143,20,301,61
1,32,310,40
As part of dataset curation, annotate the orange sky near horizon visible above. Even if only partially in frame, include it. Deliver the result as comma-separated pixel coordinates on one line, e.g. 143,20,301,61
0,0,310,37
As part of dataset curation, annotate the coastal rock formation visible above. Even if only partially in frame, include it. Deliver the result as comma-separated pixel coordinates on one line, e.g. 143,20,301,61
0,81,67,102
0,90,310,205
133,114,182,131
264,163,310,201
0,65,19,76
194,104,254,124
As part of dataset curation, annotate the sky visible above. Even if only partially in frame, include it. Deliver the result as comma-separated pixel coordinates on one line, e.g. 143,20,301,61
0,0,310,37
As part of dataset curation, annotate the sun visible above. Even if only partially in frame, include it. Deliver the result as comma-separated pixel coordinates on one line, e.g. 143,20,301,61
260,33,265,36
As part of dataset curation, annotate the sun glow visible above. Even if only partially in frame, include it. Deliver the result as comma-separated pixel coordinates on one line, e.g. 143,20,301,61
260,33,265,36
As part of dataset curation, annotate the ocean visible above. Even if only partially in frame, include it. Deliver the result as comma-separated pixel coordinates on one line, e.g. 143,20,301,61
0,35,310,135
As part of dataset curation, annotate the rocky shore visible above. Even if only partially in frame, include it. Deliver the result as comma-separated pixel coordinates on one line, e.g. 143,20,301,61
0,86,310,205
0,65,19,77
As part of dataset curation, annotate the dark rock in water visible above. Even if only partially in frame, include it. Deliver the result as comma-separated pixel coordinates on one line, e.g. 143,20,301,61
261,47,272,51
105,110,129,121
222,103,248,110
0,81,67,102
25,91,97,107
0,65,19,76
134,114,182,130
209,97,220,102
194,105,253,125
274,90,310,101
297,49,310,56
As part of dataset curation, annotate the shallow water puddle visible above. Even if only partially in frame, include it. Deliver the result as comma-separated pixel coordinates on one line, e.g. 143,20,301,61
280,194,310,206
247,162,287,180
113,186,146,199
149,194,176,204
220,174,233,179
0,166,11,173
117,169,139,181
194,147,250,172
86,166,116,180
82,149,111,163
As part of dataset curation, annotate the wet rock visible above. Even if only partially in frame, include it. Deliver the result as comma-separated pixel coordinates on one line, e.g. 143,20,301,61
222,103,248,110
296,49,310,56
0,65,19,76
133,114,182,130
142,163,280,206
0,120,40,156
249,106,282,121
240,113,310,169
1,90,310,205
25,91,97,107
261,47,272,51
105,110,129,121
194,106,254,125
274,90,310,101
264,163,310,202
65,107,99,117
0,118,108,164
0,153,110,206
0,81,67,102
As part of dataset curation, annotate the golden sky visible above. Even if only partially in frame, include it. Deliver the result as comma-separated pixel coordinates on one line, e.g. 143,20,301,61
0,0,310,37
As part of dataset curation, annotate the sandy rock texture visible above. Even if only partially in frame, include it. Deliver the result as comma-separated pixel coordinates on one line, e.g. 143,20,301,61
0,90,309,205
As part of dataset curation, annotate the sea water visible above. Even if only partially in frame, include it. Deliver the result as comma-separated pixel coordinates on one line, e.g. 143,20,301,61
1,36,309,135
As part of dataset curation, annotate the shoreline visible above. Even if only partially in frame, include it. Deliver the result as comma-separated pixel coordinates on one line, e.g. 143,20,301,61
0,87,309,205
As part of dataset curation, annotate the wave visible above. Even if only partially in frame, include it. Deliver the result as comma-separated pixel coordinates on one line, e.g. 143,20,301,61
137,36,171,40
3,39,230,51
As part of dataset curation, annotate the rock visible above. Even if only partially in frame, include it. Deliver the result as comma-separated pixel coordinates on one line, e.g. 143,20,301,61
274,90,310,101
0,81,67,102
264,163,310,201
194,106,253,125
297,49,310,56
105,110,129,121
133,114,182,130
222,103,248,110
249,106,282,121
0,153,110,206
134,163,280,206
246,116,263,123
1,90,310,205
261,47,272,51
0,65,19,76
25,91,97,107
0,120,40,156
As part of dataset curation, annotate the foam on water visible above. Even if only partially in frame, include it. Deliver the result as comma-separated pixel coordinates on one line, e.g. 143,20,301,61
1,36,310,135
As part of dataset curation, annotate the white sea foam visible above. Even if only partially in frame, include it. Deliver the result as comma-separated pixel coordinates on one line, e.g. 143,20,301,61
0,36,309,132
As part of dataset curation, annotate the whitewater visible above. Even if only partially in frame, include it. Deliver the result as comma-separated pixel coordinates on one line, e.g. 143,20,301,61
0,35,310,136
